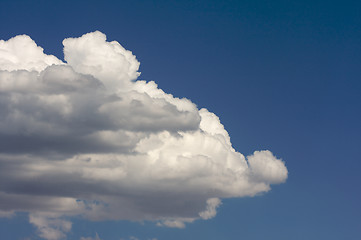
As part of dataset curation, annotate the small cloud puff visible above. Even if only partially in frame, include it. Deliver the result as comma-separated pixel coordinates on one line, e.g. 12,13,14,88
80,233,102,240
0,32,287,240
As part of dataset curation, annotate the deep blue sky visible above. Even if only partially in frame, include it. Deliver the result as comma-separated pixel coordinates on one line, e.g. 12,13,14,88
1,0,360,239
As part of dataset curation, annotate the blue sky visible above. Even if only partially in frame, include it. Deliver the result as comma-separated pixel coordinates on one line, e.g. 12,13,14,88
0,0,360,239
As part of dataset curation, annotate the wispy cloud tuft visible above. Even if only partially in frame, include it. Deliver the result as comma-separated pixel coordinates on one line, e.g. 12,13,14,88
80,233,102,240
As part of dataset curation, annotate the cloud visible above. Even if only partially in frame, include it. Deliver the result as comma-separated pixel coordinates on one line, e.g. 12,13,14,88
0,31,288,239
29,214,72,240
80,233,102,240
119,236,157,240
0,35,63,72
63,31,140,91
199,198,222,220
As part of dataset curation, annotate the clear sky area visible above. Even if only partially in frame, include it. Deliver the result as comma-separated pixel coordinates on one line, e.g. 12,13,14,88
0,0,360,240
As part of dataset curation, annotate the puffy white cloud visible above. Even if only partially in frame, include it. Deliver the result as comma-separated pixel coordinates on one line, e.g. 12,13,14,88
0,35,63,72
63,31,140,91
248,150,288,184
0,32,287,240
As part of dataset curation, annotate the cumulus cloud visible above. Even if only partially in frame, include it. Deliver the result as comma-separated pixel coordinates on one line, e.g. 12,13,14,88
0,35,63,72
0,31,288,239
63,31,140,91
